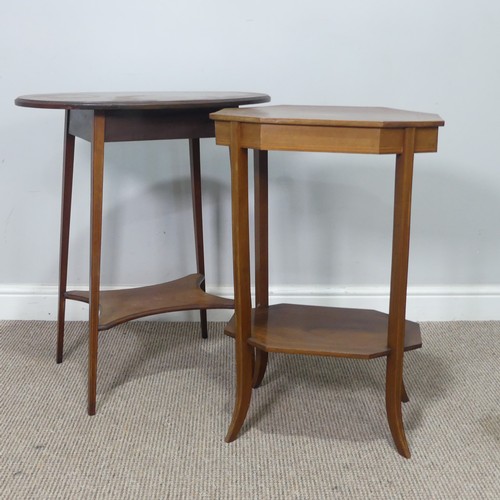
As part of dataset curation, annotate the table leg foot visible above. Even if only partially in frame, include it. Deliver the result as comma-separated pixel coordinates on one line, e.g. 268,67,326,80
252,349,268,388
225,342,253,443
200,309,208,339
56,321,64,364
401,380,410,403
87,323,98,416
386,356,411,458
225,381,252,442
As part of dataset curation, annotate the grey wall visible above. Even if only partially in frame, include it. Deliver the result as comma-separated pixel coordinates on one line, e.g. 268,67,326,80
1,0,500,320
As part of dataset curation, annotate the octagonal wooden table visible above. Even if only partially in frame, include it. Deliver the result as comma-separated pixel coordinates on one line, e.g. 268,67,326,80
210,105,444,458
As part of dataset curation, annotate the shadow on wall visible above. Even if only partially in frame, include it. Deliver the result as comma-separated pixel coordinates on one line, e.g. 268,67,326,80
267,152,395,286
266,151,500,288
61,139,232,288
55,141,500,291
410,158,500,285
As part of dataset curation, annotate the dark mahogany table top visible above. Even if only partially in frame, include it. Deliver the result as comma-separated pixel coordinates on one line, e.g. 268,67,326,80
15,91,270,110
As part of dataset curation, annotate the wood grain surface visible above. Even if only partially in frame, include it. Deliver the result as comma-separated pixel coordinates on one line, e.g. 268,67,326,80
15,91,270,110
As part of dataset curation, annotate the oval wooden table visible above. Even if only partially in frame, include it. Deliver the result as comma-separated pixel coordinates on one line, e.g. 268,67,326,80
15,91,270,415
210,105,444,458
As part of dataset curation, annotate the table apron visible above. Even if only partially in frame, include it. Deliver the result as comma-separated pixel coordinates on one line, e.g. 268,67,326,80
69,109,216,142
215,121,439,154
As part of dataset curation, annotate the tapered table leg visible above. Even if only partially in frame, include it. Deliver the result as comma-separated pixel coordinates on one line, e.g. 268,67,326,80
253,150,269,388
386,128,416,458
57,110,75,364
88,111,106,416
189,138,208,338
225,123,253,442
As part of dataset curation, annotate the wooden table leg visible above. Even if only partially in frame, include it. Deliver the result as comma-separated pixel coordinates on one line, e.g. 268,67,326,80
225,122,253,442
189,138,208,338
401,382,410,403
57,110,75,364
88,111,106,416
253,149,269,388
386,127,416,458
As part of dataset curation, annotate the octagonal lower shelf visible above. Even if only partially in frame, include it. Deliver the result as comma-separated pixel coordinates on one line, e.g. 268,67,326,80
66,273,234,330
224,303,421,359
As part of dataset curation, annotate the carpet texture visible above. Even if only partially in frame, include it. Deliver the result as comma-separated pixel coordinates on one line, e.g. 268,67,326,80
0,320,499,499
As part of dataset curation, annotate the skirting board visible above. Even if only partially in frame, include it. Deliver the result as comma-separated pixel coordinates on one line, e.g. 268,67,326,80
1,284,500,322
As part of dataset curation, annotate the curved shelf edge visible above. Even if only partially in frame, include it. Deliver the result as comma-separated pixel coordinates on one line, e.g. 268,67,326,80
224,303,421,359
65,273,234,330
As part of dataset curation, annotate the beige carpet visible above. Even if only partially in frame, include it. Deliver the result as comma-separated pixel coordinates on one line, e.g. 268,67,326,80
0,320,498,499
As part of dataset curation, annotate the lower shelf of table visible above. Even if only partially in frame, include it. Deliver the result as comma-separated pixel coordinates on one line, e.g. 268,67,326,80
224,303,421,359
65,273,234,330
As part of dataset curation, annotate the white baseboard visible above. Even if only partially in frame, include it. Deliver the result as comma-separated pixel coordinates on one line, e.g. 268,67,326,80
1,284,500,322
